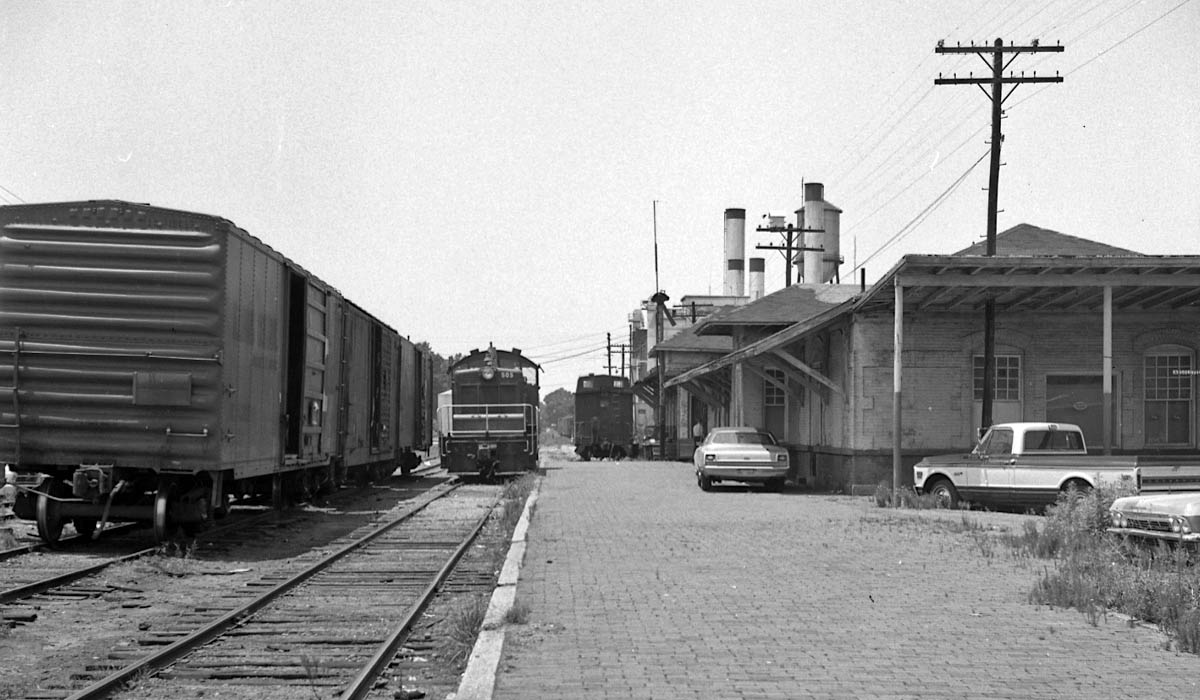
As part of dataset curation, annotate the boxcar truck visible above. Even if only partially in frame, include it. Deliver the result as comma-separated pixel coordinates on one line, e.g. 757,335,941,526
573,373,635,460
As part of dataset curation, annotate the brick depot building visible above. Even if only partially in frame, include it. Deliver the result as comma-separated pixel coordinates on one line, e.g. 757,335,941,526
664,224,1200,492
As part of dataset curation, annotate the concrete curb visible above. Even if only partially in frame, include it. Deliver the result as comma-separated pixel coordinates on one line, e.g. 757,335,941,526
449,477,541,700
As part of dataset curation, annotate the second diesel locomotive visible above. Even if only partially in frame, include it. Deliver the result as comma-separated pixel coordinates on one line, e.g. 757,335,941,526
439,344,540,478
0,200,434,544
573,373,635,460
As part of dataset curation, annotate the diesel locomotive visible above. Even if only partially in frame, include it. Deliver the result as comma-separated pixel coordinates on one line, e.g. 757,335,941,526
439,344,540,478
0,201,434,544
573,373,635,460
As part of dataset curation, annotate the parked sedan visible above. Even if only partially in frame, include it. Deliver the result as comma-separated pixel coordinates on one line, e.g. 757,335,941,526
693,427,789,491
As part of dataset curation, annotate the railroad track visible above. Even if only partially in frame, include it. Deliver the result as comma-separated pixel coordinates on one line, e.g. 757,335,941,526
0,509,284,608
15,479,507,700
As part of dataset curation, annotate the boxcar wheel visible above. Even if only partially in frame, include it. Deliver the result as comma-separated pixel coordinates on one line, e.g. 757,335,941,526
153,484,175,542
35,482,67,545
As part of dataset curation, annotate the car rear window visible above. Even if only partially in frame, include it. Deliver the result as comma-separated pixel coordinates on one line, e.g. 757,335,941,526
712,431,775,445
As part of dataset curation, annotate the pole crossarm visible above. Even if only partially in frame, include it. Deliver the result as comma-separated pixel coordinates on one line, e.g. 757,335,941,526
935,43,1063,55
934,76,1062,85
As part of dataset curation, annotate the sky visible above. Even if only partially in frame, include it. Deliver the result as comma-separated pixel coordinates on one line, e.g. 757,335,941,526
2,0,1197,396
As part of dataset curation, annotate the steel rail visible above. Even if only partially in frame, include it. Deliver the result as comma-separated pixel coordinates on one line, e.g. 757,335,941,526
63,479,462,700
339,493,498,700
0,522,140,562
0,509,279,604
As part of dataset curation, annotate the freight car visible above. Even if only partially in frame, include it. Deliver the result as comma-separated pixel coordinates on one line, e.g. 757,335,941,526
0,201,434,544
573,373,635,460
440,344,540,478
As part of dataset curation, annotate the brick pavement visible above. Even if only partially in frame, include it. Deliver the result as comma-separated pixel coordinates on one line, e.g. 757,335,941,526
489,451,1200,699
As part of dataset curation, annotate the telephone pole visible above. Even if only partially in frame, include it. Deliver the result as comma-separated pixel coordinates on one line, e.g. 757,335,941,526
755,220,822,287
935,37,1062,436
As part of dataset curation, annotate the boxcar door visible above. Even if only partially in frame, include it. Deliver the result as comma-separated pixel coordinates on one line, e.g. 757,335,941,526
284,273,331,462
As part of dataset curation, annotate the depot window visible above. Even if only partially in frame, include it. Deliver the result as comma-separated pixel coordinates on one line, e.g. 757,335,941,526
1144,347,1194,446
764,368,786,406
973,355,1021,401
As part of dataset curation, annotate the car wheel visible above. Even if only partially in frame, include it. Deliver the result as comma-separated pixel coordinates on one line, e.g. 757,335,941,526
927,478,959,509
698,472,713,491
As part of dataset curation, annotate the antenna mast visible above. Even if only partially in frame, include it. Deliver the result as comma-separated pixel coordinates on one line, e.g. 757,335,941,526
652,200,660,292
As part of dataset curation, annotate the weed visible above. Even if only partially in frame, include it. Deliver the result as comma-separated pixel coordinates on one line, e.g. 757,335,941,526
142,539,200,577
1014,486,1200,654
504,598,531,625
498,474,537,533
441,595,490,665
299,654,324,700
872,482,943,510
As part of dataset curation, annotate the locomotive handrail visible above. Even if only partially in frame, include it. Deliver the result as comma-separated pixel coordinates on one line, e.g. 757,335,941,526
446,402,535,436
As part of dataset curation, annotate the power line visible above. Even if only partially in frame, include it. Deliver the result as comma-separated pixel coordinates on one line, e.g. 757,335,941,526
849,149,990,275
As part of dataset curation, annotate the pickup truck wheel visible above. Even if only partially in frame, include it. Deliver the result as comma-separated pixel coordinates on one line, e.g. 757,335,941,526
928,479,959,509
1060,479,1093,504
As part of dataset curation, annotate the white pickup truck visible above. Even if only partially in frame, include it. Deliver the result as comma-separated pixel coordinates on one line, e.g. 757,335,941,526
913,422,1200,510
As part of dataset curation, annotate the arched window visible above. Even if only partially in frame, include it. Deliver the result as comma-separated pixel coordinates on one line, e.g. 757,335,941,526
1144,345,1194,446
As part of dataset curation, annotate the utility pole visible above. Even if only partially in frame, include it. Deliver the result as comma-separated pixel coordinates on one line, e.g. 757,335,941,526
935,37,1062,437
755,220,822,287
606,332,612,374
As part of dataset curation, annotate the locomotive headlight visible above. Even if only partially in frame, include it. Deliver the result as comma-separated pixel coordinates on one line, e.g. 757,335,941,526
481,366,496,380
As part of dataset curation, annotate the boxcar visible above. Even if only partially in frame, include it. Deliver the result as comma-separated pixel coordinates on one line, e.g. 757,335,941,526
573,373,635,460
0,201,432,543
440,344,540,478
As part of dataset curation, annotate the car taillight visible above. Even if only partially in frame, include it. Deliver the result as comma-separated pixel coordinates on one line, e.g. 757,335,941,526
776,454,786,462
705,454,716,462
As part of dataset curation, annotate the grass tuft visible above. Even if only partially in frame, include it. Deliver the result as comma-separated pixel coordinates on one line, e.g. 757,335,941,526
504,598,531,625
873,482,943,509
498,474,537,533
441,595,490,665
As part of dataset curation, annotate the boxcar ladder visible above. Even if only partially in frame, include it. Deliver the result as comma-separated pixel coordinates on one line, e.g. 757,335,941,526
1,327,21,467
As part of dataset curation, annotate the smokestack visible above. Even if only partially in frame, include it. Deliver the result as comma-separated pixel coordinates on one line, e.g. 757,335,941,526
749,257,765,300
799,183,843,284
723,208,746,296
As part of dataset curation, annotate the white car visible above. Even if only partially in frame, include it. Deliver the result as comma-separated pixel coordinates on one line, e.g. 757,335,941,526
693,427,789,492
1108,492,1200,545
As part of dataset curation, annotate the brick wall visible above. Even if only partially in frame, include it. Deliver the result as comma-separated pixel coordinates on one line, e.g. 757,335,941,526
816,306,1200,490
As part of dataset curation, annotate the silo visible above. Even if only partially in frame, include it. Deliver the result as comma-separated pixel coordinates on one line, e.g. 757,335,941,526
723,208,746,296
800,183,843,284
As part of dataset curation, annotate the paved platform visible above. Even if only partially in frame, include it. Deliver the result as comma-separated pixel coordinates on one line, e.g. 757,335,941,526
484,453,1200,699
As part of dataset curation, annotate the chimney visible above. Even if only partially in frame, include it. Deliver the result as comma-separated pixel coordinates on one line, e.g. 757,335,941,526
723,208,746,296
798,183,843,284
748,257,765,300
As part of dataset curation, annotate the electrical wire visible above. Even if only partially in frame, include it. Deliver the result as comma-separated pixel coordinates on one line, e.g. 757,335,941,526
849,149,990,276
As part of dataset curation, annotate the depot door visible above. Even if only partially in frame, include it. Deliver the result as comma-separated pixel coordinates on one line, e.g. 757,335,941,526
1045,374,1119,451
